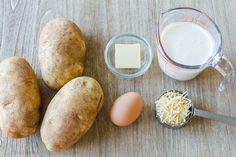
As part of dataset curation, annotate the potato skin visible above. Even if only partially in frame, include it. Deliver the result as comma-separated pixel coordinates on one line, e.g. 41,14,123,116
0,56,40,138
38,18,86,90
40,77,104,151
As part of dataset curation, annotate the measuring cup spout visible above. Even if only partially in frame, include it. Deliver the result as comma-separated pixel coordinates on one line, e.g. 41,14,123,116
212,55,235,91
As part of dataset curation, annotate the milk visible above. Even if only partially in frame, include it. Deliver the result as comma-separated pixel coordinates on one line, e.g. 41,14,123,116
158,22,215,80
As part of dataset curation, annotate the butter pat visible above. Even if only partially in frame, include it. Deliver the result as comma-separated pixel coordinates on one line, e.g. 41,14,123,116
115,44,141,69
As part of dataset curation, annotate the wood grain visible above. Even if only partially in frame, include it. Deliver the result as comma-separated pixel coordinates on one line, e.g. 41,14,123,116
0,0,236,156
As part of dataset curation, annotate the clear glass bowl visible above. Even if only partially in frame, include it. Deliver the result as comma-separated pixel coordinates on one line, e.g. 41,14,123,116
104,33,153,78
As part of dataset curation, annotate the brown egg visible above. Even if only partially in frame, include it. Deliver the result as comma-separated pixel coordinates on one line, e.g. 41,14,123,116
110,92,143,126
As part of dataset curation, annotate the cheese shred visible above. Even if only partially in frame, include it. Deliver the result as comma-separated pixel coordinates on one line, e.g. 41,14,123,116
155,91,191,126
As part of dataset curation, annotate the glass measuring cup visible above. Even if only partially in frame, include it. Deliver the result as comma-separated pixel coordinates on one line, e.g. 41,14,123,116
155,90,236,129
156,7,235,91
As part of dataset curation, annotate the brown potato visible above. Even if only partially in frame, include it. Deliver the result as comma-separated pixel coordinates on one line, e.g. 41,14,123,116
40,77,104,151
0,56,40,138
38,18,86,90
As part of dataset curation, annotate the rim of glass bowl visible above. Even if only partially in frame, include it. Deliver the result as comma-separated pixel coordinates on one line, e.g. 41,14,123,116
104,33,153,78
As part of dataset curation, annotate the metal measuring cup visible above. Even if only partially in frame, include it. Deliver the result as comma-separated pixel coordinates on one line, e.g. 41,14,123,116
155,90,236,129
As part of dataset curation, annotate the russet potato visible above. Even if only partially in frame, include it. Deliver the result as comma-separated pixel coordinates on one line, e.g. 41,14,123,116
0,56,40,138
38,18,86,90
40,77,104,151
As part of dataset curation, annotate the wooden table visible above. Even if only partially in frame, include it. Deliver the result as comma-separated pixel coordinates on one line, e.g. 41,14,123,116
0,0,236,156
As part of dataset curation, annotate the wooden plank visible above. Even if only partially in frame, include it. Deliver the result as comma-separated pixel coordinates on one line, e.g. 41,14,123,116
0,0,235,156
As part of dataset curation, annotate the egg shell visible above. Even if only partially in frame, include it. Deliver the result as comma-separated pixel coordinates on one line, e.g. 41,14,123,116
110,92,143,126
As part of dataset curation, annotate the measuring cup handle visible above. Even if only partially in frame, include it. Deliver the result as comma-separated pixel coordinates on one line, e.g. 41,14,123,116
211,55,235,91
193,108,236,126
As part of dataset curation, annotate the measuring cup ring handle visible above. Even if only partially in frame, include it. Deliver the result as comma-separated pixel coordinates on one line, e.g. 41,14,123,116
211,54,235,91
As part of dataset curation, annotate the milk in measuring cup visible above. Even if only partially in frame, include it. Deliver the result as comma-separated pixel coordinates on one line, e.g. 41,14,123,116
158,22,215,80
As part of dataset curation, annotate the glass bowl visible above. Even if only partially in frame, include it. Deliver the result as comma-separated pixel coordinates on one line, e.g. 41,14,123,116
104,33,153,78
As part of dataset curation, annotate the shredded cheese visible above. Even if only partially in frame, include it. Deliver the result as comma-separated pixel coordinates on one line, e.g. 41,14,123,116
155,91,191,126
